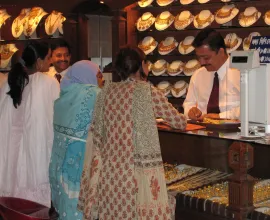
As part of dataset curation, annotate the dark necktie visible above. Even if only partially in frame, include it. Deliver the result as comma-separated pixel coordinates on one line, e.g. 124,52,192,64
55,73,62,83
207,72,220,114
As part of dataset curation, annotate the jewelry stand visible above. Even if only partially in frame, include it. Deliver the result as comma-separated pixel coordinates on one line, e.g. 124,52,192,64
221,20,232,27
51,29,60,38
28,29,38,39
18,34,26,40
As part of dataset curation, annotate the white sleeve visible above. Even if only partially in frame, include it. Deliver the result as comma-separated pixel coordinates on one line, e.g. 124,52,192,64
50,78,60,101
183,74,197,117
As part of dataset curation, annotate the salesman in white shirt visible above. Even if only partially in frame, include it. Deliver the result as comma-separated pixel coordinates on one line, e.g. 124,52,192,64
46,39,71,83
183,28,240,120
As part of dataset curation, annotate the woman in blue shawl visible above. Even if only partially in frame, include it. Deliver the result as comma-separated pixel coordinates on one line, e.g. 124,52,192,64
49,60,103,220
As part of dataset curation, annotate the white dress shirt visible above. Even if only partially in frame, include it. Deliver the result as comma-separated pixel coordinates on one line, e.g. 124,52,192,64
183,57,240,119
45,66,70,81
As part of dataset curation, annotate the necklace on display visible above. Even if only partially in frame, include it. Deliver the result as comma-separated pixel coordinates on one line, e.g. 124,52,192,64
46,11,61,35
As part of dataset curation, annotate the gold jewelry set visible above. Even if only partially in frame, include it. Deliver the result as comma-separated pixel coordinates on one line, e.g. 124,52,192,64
157,86,171,95
167,170,230,193
0,45,14,60
174,14,194,30
167,64,183,74
152,62,167,73
225,35,239,50
137,15,154,31
183,62,201,75
179,41,193,54
25,7,46,36
0,10,11,29
168,176,270,208
239,11,260,26
158,40,177,53
45,11,65,35
138,39,156,52
171,83,187,95
155,14,174,26
215,8,234,20
189,182,229,205
12,10,29,37
0,44,18,69
195,14,213,28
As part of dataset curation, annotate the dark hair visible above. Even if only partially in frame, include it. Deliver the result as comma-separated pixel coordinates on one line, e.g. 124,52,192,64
192,28,227,54
51,39,71,54
114,45,146,80
7,41,49,108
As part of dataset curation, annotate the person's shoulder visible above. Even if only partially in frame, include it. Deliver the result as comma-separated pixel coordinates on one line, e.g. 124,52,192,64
35,72,59,86
190,66,206,80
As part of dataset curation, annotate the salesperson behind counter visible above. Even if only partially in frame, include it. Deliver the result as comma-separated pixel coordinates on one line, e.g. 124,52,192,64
183,28,240,121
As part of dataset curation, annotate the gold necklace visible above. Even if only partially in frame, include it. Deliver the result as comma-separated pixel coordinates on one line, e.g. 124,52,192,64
46,11,61,34
138,39,156,51
137,15,154,30
152,63,167,72
184,62,200,74
226,35,238,49
0,13,9,28
171,84,186,95
26,8,42,36
179,41,193,53
239,11,259,25
175,14,193,29
13,11,27,36
195,13,212,28
168,64,182,74
157,86,171,94
0,45,13,60
216,7,234,19
155,14,174,25
158,40,176,53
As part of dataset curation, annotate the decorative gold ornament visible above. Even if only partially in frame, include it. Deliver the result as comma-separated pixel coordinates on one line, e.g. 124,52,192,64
12,8,31,38
0,9,11,29
45,10,66,36
174,12,193,30
238,7,261,27
24,7,48,37
138,38,156,52
0,44,18,69
136,12,155,31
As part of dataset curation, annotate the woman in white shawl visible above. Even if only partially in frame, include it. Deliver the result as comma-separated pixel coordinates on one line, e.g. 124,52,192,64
0,42,59,207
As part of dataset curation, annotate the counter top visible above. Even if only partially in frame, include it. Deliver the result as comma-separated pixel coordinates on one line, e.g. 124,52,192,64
158,123,270,146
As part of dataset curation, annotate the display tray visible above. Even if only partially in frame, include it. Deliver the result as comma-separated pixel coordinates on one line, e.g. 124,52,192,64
188,119,240,131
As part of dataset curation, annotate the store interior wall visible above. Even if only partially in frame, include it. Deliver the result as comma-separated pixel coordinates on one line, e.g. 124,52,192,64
86,15,112,71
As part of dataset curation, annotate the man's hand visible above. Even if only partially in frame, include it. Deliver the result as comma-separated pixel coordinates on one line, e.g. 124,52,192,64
188,107,202,120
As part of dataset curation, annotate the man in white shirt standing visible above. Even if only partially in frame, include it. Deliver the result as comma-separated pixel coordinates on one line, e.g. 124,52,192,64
183,28,240,120
47,39,71,83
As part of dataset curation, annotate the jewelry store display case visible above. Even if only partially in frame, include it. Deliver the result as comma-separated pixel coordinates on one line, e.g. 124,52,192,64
125,0,270,112
158,125,270,220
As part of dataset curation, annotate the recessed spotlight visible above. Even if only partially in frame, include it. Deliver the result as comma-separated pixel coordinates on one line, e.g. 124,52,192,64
100,1,104,3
